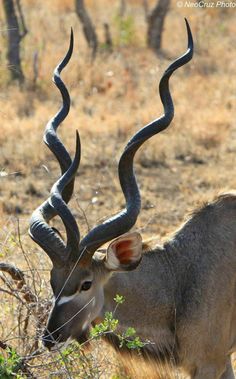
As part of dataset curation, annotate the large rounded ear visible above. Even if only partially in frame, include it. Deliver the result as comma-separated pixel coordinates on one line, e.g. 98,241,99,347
105,232,142,271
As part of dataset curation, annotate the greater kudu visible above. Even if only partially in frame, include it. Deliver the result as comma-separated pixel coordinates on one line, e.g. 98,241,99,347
29,21,236,379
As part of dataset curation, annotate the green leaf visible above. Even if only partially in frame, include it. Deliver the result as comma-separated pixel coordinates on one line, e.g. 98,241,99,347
114,294,125,305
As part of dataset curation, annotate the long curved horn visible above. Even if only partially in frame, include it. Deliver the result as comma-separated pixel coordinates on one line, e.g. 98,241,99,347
78,19,193,261
29,30,78,267
49,131,81,262
44,28,74,204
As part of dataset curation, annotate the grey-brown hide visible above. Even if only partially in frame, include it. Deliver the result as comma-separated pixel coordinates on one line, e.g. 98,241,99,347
103,194,236,379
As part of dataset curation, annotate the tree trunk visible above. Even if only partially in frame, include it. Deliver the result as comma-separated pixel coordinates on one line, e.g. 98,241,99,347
143,0,149,21
119,0,126,18
75,0,98,59
3,0,27,83
147,0,170,53
103,23,113,52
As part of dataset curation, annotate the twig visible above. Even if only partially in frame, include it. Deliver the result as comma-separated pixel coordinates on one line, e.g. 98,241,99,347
0,285,24,303
75,196,91,233
0,260,37,303
33,51,39,85
16,218,38,299
0,262,24,282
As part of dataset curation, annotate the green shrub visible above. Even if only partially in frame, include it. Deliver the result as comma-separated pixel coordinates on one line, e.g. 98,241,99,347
114,15,136,46
0,348,25,379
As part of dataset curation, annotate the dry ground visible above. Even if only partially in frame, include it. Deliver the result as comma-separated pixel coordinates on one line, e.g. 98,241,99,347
0,0,235,377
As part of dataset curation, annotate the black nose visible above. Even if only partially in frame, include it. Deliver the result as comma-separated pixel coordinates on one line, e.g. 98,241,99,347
42,330,60,350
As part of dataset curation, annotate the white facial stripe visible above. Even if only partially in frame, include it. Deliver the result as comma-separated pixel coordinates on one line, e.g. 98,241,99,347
57,293,77,306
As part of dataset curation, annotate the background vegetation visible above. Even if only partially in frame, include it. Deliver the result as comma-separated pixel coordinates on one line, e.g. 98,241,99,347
0,0,235,377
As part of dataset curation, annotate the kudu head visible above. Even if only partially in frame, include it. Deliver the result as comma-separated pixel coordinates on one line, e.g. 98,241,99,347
29,21,193,350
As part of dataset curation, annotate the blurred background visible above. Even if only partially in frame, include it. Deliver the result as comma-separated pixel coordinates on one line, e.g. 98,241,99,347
0,1,235,377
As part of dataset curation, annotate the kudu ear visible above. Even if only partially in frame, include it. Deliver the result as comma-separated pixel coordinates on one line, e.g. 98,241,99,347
105,232,142,271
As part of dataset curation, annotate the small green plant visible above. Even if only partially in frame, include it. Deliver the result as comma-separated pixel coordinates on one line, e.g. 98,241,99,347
118,327,145,350
59,340,110,378
114,14,136,46
90,294,147,352
0,348,25,379
114,294,125,305
90,311,119,339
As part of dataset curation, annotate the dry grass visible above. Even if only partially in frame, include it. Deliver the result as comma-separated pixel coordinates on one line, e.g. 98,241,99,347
0,0,236,377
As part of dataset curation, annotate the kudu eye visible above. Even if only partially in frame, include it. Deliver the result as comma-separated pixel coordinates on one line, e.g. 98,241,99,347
81,281,92,291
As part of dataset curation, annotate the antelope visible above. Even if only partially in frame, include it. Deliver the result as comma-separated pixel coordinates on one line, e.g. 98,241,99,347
29,20,236,379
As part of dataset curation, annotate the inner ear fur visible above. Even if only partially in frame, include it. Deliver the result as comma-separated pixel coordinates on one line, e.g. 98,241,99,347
105,232,142,271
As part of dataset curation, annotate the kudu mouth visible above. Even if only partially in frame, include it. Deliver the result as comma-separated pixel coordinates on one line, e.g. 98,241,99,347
42,295,95,350
42,329,63,350
42,326,90,350
42,332,72,351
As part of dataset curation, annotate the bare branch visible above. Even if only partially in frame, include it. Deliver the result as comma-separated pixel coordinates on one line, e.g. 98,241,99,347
0,262,37,303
